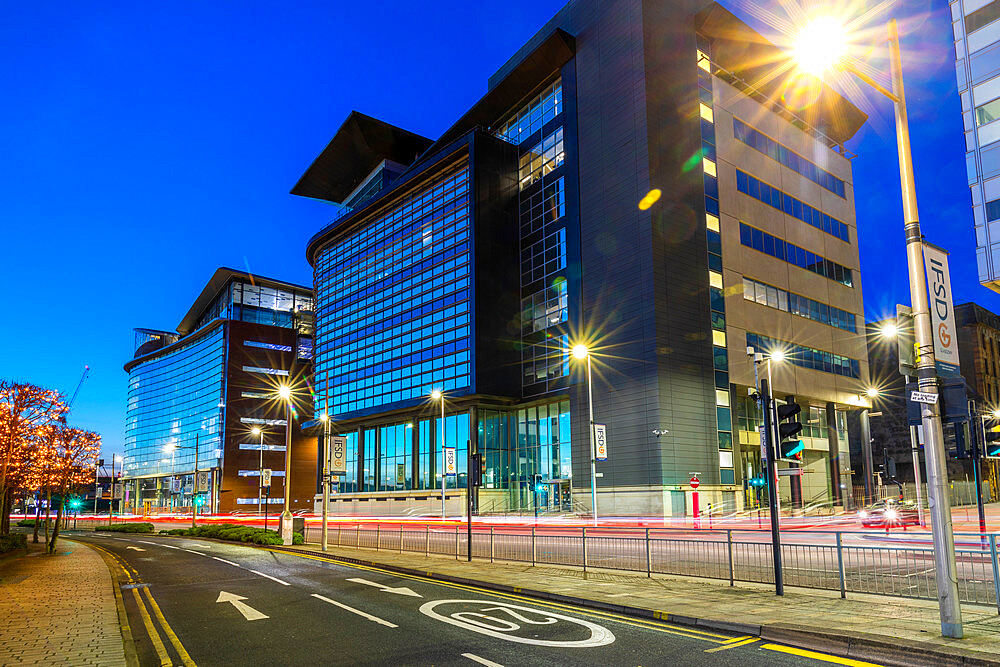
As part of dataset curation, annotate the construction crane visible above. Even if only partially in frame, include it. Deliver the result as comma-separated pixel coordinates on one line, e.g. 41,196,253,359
68,365,90,410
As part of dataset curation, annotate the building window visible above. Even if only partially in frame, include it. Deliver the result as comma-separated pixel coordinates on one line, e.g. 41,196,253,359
736,170,849,242
521,228,566,286
523,335,569,384
239,417,287,426
520,178,565,237
739,223,853,287
745,332,860,378
742,277,857,333
238,470,284,477
519,127,564,189
238,443,286,452
733,118,846,197
244,341,293,352
242,366,289,376
496,79,562,145
522,279,568,334
966,1,1000,34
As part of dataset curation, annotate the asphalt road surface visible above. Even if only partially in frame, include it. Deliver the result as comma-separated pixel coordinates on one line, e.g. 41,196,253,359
70,532,877,667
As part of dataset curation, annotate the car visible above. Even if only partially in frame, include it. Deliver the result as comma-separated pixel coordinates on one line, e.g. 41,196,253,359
858,500,920,528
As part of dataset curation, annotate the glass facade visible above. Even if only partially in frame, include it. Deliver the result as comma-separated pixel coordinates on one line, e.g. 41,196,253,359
739,222,853,287
736,170,849,242
313,162,473,417
195,280,314,332
745,332,861,378
732,118,846,197
124,326,225,479
698,43,735,486
741,277,857,333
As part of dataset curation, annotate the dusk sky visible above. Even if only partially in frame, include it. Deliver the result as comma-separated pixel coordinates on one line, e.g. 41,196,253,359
0,0,985,458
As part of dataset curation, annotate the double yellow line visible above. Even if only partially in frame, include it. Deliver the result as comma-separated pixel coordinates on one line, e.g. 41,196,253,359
88,542,196,667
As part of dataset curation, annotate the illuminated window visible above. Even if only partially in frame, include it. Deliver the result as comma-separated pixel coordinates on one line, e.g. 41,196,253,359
706,213,720,232
703,158,717,177
519,128,565,189
712,330,727,347
699,103,714,122
496,79,562,145
708,271,723,289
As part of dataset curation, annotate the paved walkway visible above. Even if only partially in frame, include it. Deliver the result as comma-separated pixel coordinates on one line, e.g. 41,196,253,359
289,540,1000,665
0,539,127,666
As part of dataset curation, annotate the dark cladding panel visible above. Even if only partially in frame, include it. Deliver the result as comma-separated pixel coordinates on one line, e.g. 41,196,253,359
470,132,521,398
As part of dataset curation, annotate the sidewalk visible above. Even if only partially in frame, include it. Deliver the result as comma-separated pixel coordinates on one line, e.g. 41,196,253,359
284,540,1000,666
0,538,127,666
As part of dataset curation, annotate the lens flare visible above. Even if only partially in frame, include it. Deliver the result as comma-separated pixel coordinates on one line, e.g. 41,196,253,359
793,16,848,76
638,189,662,211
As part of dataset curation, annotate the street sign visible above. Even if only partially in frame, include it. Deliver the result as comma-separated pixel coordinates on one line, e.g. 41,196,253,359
922,243,961,377
396,463,406,486
910,390,939,405
261,468,272,487
331,436,347,474
445,447,457,476
690,476,700,489
112,484,123,499
777,468,804,476
196,471,211,493
594,423,608,461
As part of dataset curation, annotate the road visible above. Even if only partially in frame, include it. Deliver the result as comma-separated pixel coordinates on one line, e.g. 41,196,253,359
71,532,867,667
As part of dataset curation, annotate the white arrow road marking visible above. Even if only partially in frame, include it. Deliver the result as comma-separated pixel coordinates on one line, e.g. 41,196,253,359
346,577,422,597
463,653,504,667
212,557,239,567
216,591,268,621
125,546,145,552
311,594,398,628
249,570,290,586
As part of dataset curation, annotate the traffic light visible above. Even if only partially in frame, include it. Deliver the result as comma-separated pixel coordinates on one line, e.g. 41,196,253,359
776,401,804,461
470,453,485,487
747,476,766,488
985,418,1000,459
193,494,206,507
69,498,81,510
532,473,545,494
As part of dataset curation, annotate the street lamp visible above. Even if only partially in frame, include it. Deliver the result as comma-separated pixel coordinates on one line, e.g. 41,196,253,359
319,413,331,552
277,384,294,545
108,454,123,525
431,389,445,519
790,15,963,638
571,344,598,527
251,426,265,516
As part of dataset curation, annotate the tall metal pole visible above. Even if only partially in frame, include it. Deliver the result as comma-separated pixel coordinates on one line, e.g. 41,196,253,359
192,433,199,529
888,19,962,637
108,457,116,526
860,409,874,504
440,398,446,520
586,354,597,527
761,377,783,596
258,430,264,516
910,424,925,526
94,461,99,515
280,398,293,545
972,413,988,537
322,417,330,552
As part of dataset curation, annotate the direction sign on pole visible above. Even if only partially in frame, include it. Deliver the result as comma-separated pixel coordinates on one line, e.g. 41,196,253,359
911,390,939,405
445,447,457,476
331,436,347,474
594,423,608,461
261,468,272,487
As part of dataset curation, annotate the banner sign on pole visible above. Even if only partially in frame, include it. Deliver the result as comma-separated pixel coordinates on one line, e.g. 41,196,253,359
594,423,608,461
261,468,272,487
331,436,348,474
396,463,406,486
445,447,457,476
196,471,211,493
922,243,961,377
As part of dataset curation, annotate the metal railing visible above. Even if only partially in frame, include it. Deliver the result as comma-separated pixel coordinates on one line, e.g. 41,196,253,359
301,523,1000,610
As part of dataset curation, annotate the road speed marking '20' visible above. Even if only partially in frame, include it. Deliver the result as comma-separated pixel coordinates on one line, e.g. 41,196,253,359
418,600,615,647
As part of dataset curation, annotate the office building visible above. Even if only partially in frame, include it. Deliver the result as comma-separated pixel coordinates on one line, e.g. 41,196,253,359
122,268,318,514
294,0,871,516
953,0,1000,291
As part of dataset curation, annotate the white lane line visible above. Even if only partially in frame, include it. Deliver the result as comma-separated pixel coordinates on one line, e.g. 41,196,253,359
161,544,180,550
138,540,158,545
311,594,398,628
183,549,208,556
249,570,290,586
213,557,240,567
463,653,504,667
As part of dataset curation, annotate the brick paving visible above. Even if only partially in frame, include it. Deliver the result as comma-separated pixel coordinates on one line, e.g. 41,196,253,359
0,539,126,666
290,540,1000,664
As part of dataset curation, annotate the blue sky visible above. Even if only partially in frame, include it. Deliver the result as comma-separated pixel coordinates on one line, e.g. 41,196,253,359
0,1,988,458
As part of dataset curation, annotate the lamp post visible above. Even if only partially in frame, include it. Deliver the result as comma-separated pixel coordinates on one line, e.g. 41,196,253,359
751,347,784,595
571,344,598,527
320,413,331,552
431,389,445,519
108,455,122,526
791,16,962,637
278,385,294,545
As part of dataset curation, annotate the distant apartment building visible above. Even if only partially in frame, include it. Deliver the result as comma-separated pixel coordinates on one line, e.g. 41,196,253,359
122,268,318,514
292,0,871,516
952,0,1000,291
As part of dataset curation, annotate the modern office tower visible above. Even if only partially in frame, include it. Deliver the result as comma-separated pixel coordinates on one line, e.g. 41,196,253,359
293,0,871,516
123,268,318,514
953,0,1000,290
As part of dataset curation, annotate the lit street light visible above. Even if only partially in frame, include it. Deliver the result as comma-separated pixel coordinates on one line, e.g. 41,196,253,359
790,14,963,638
571,344,598,526
430,389,445,519
278,384,294,545
251,426,265,516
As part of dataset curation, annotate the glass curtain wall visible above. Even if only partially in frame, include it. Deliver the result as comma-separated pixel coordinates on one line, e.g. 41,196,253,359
313,163,473,417
195,280,314,332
